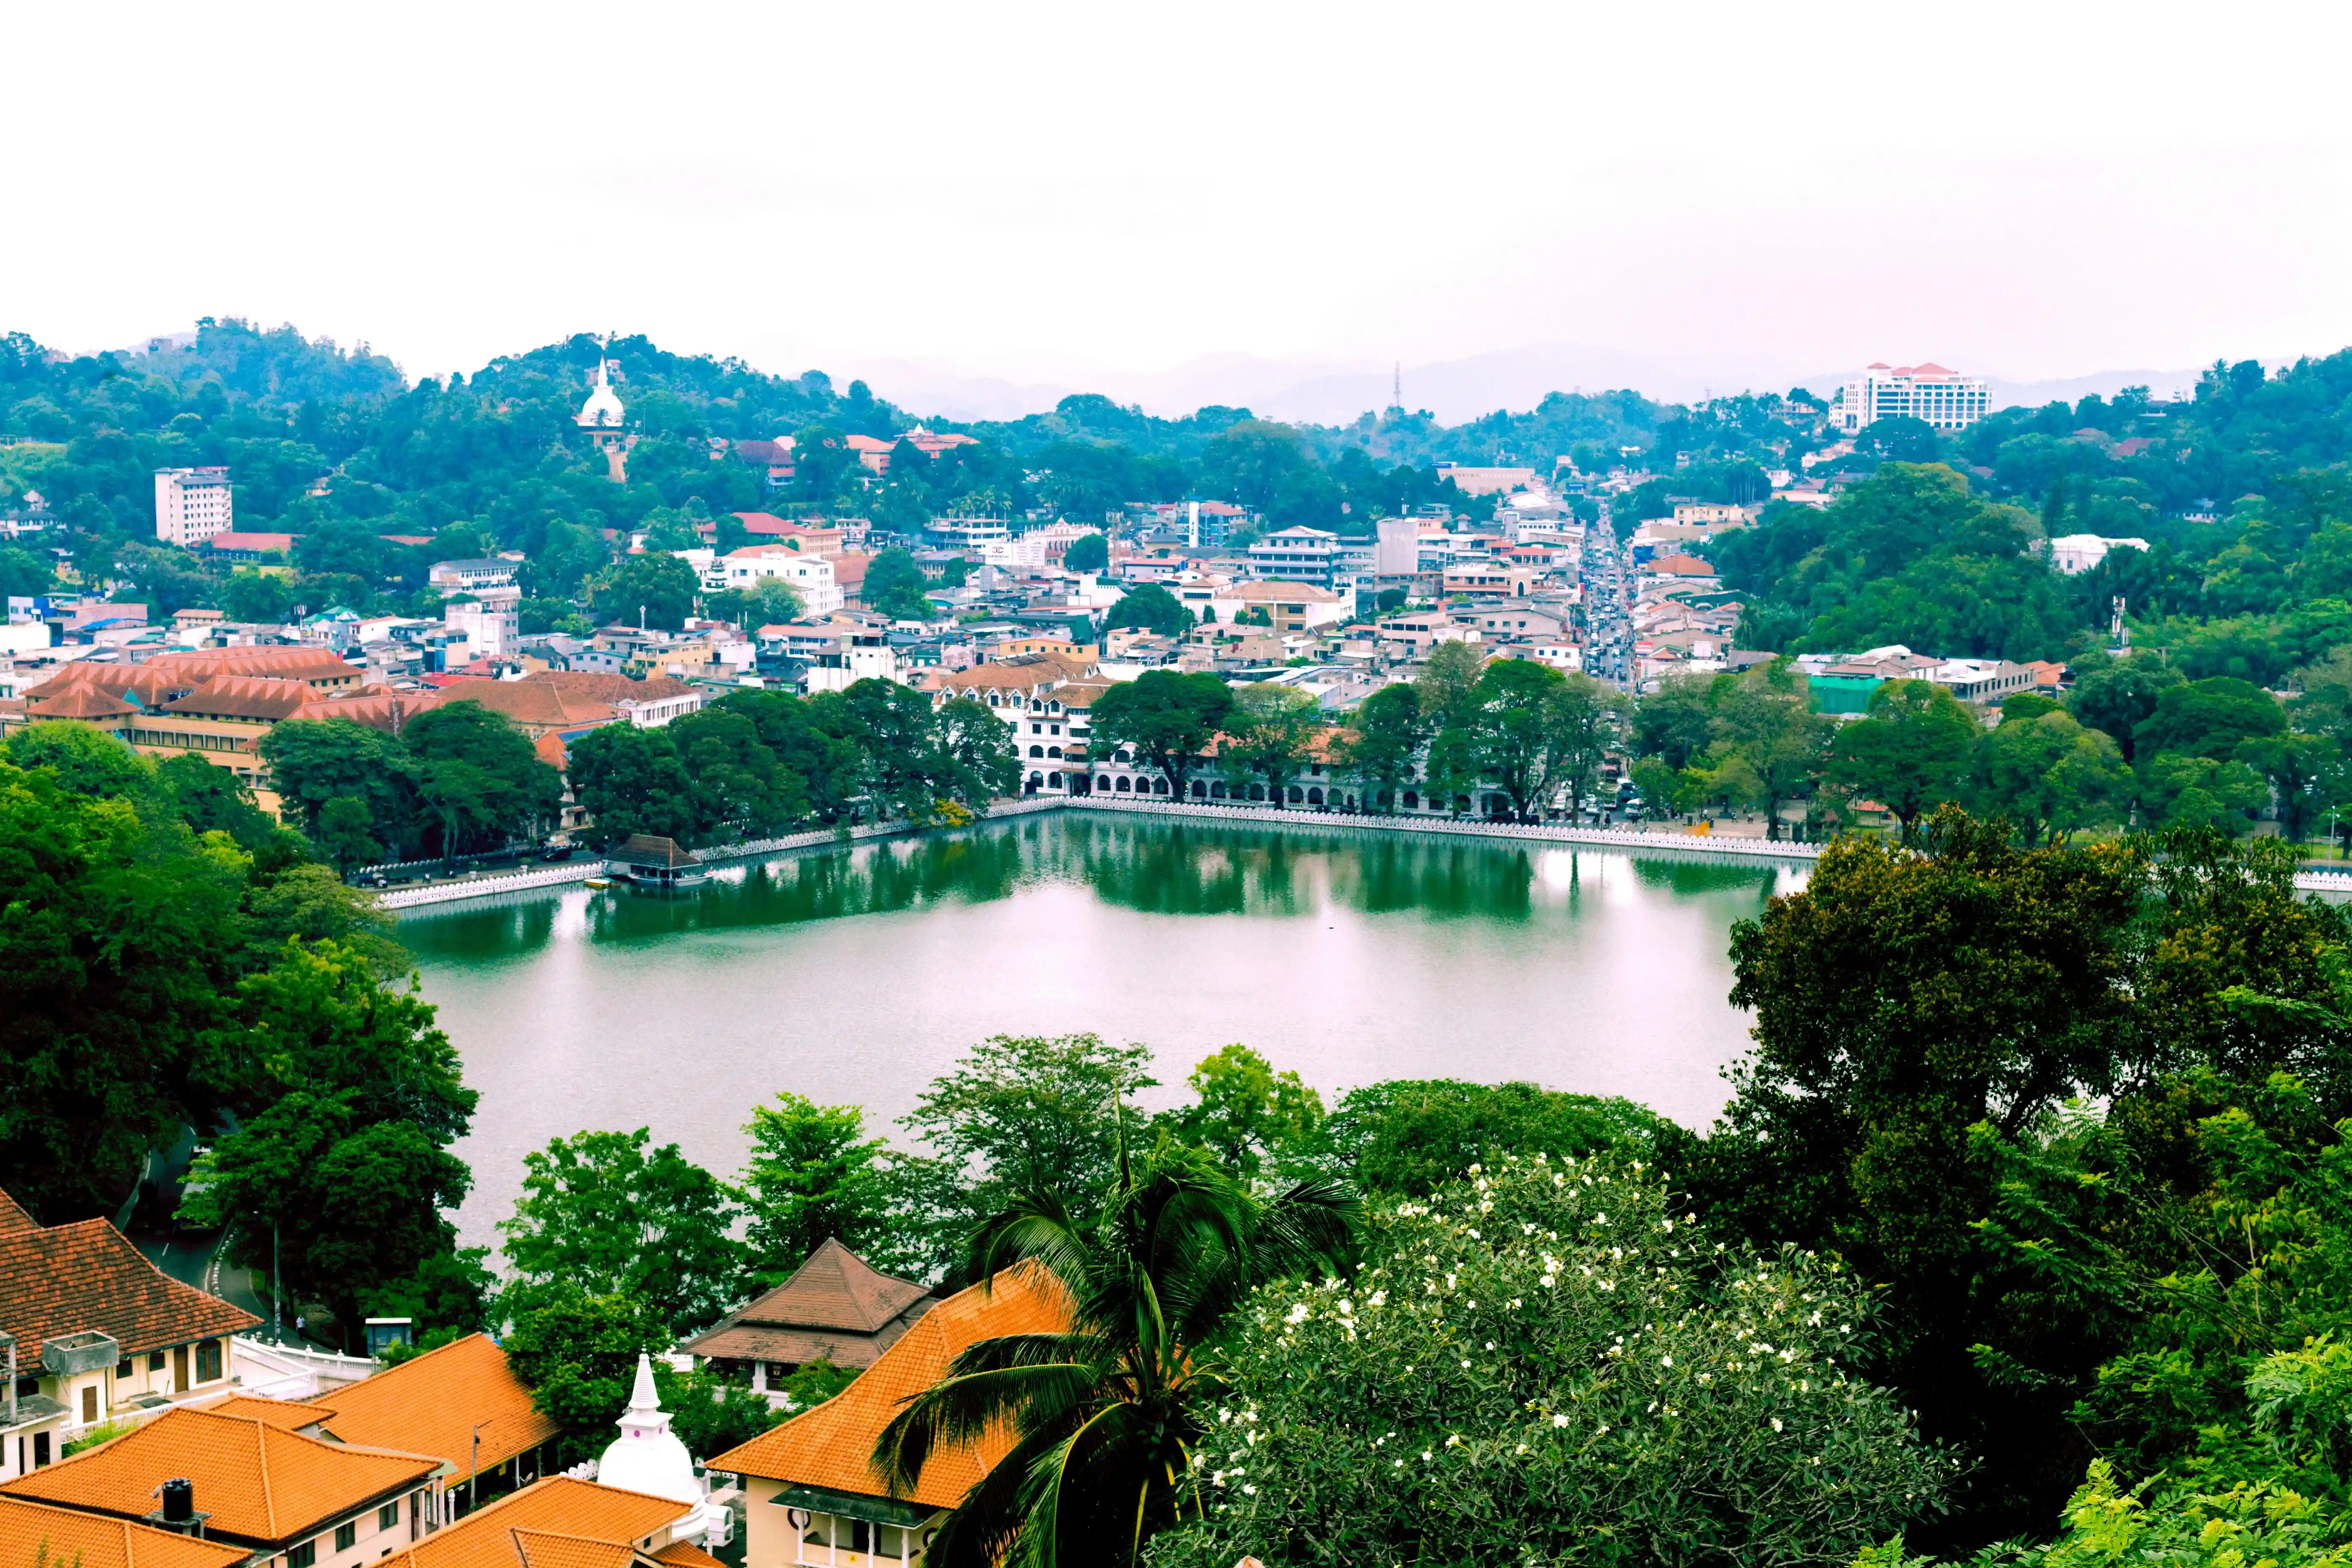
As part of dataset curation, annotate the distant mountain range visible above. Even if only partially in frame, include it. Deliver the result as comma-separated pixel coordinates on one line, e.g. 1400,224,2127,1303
838,345,2211,427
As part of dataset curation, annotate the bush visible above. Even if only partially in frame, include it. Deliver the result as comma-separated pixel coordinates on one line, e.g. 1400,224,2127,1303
1145,1153,1955,1568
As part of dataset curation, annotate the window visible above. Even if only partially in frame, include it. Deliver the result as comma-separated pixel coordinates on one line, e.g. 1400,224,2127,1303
116,1359,132,1378
196,1340,223,1382
147,1350,165,1373
289,1542,317,1568
335,1523,357,1553
378,1505,398,1531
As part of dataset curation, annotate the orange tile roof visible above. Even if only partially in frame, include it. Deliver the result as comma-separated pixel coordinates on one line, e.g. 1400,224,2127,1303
319,1334,561,1476
376,1479,688,1568
647,1542,723,1568
0,1409,435,1549
507,1533,640,1568
196,1395,339,1431
435,680,613,732
0,1191,34,1237
0,1193,258,1364
0,1494,251,1568
706,1264,1072,1510
161,676,314,721
146,647,358,687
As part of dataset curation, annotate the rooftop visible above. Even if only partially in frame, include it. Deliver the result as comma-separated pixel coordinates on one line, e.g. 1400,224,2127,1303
681,1240,935,1372
0,1494,251,1568
0,1188,259,1367
317,1333,560,1475
374,1478,689,1568
0,1408,436,1548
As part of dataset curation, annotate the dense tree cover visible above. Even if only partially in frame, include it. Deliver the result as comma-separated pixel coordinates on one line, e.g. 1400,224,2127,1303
534,682,1015,847
1090,670,1235,801
0,718,485,1351
261,700,562,866
1146,1155,1956,1568
1667,812,2352,1550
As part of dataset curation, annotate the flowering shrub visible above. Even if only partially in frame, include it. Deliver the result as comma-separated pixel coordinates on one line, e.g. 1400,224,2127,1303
1145,1152,1955,1568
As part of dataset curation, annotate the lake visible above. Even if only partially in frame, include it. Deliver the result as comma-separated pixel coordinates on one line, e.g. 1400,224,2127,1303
400,814,1802,1248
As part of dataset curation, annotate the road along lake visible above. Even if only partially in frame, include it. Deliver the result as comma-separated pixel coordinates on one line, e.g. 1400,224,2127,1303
400,813,1803,1246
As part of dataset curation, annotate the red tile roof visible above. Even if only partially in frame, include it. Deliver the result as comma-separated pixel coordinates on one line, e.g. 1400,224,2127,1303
0,1191,259,1365
319,1334,561,1476
706,1264,1071,1510
375,1479,689,1568
0,1409,435,1549
146,648,359,687
0,1495,251,1568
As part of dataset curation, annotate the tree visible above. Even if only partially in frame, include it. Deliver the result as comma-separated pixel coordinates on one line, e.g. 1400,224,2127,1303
1828,679,1981,842
740,1093,921,1286
1061,531,1109,573
504,1285,672,1464
1412,640,1485,730
1705,664,1832,840
1679,810,2149,1536
566,723,697,845
874,1141,1356,1568
1631,671,1718,771
499,1128,749,1337
1152,1044,1324,1177
1318,1080,1668,1197
0,758,250,1221
1143,1154,1951,1568
2233,730,2339,841
403,700,563,860
5,719,161,804
1335,681,1425,810
932,695,1023,810
705,575,805,627
596,552,698,631
2132,676,2286,762
218,568,297,623
182,1088,472,1351
260,718,420,845
1975,708,2131,846
897,1034,1154,1275
1104,584,1193,640
0,544,52,599
2136,751,2268,832
314,795,382,872
1088,671,1234,800
862,548,934,620
1538,669,1624,821
1217,684,1322,805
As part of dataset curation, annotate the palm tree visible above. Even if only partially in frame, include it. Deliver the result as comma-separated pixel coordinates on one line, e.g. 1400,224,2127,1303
873,1140,1356,1568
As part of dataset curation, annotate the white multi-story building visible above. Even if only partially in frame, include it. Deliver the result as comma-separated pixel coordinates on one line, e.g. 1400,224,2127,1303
2049,534,2151,575
718,546,845,617
1833,363,1990,433
1247,526,1341,589
154,466,233,546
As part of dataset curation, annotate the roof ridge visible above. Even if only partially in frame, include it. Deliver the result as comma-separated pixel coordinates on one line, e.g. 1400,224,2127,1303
256,1418,277,1536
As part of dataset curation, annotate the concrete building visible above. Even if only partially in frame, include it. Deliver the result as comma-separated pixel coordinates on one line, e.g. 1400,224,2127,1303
1246,527,1342,589
1833,363,1990,433
2049,533,2151,574
153,467,233,548
719,549,845,618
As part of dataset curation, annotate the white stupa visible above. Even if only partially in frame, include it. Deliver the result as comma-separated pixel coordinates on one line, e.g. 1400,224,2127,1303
577,356,626,430
597,1353,710,1539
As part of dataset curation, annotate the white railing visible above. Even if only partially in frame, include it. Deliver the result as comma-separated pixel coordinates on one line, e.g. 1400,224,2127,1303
1063,796,1824,861
377,861,611,908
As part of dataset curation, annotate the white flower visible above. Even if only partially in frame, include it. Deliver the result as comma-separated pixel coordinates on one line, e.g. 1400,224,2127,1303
1552,1413,1571,1428
1660,1355,1672,1367
1422,1450,1433,1462
1460,1358,1471,1369
1771,1418,1784,1433
1445,1434,1460,1447
1285,1302,1311,1325
1242,1484,1256,1495
1369,1290,1387,1307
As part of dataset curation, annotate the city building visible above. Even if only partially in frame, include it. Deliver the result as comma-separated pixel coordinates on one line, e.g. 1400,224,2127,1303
2048,533,2151,574
1246,527,1342,589
718,548,844,618
1220,581,1349,635
310,1334,560,1519
201,531,299,567
1832,363,1990,433
427,560,521,594
709,1266,1070,1568
0,1406,437,1568
1434,464,1536,496
153,467,233,548
683,1240,937,1396
0,1188,259,1478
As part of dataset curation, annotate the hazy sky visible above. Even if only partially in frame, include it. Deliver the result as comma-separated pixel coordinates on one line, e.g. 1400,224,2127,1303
13,2,2352,401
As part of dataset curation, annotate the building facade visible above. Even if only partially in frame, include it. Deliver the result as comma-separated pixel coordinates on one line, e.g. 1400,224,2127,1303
1834,363,1990,433
153,467,233,548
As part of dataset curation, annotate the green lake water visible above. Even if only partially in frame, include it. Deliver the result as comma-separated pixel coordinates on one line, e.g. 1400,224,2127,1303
400,814,1801,1246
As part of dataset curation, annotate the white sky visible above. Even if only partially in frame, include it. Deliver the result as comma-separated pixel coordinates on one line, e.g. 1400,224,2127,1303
11,1,2352,404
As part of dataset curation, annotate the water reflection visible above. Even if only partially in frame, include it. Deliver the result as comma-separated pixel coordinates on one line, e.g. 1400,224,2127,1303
400,816,1786,962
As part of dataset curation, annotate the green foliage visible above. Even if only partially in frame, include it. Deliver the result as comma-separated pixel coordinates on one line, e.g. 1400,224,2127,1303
1105,582,1193,638
1089,670,1235,799
862,548,935,620
503,1285,671,1464
1320,1080,1668,1197
2132,678,2286,762
1145,1155,1954,1568
404,701,565,861
499,1127,748,1337
1975,708,2132,847
739,1092,924,1285
876,1140,1356,1568
1061,531,1109,573
597,552,699,631
1828,680,1981,839
1218,684,1324,804
1152,1045,1325,1178
653,1359,790,1462
896,1033,1155,1278
1336,681,1426,809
